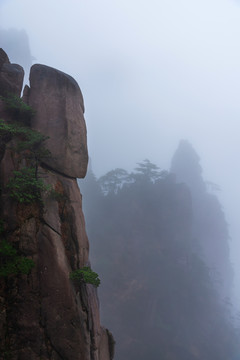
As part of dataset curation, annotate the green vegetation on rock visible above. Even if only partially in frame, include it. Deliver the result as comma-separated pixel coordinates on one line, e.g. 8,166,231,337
0,102,51,204
0,239,34,277
7,167,51,204
70,266,100,287
0,94,35,125
0,119,50,161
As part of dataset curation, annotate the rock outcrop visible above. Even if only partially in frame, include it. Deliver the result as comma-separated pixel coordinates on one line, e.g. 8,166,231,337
23,64,88,178
0,49,113,360
0,48,24,97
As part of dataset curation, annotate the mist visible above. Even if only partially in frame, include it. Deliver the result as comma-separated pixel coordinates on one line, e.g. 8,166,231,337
1,0,240,327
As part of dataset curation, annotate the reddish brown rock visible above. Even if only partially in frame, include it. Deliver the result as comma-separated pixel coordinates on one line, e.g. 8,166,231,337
0,161,112,359
0,54,113,359
26,64,88,178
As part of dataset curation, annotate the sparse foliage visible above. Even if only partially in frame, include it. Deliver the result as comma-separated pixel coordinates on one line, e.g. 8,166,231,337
70,266,100,287
0,119,50,162
7,167,51,204
0,239,35,277
98,168,130,195
0,112,51,204
131,159,167,183
0,94,35,125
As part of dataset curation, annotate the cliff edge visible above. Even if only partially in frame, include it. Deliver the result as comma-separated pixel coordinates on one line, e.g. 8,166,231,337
0,48,114,360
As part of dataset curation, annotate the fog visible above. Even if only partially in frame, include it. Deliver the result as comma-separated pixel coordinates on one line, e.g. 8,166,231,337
1,0,240,309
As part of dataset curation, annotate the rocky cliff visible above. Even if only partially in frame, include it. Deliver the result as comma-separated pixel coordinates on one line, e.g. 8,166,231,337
0,48,114,360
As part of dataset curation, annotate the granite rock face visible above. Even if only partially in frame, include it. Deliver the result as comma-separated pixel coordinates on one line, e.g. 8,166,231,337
24,63,88,178
0,51,113,359
0,48,24,97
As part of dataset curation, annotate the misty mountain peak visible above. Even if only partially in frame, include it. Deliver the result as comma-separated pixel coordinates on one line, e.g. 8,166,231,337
170,139,206,195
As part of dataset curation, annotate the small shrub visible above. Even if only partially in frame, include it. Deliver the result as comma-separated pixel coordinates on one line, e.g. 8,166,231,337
0,94,35,125
15,126,49,155
0,118,17,143
16,257,35,275
0,239,35,277
0,119,50,161
70,266,100,287
1,119,52,205
7,167,51,204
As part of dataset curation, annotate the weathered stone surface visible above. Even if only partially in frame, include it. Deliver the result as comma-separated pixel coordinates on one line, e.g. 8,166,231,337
0,148,19,230
99,328,115,360
37,225,90,360
0,48,24,97
0,160,112,359
27,64,88,178
40,167,89,267
0,53,113,359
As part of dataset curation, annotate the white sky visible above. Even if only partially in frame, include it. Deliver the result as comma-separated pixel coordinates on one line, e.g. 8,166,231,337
1,0,240,309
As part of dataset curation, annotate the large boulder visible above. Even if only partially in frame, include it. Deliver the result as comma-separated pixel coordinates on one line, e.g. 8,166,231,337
26,64,88,178
0,48,24,97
